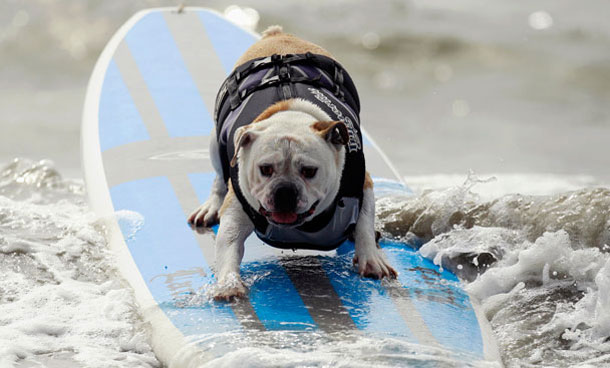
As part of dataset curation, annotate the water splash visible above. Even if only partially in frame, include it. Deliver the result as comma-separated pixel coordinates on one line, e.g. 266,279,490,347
0,158,83,201
376,175,610,366
0,159,158,367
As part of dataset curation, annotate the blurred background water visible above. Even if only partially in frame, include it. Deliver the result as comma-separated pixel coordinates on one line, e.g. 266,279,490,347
1,0,609,182
1,1,609,367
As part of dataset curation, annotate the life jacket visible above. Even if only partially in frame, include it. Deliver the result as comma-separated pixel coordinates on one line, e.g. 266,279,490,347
214,53,365,251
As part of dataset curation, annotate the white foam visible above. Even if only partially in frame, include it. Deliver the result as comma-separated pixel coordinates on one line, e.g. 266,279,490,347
378,173,610,366
593,260,610,340
193,333,494,368
0,160,158,367
404,173,602,200
466,230,607,300
114,209,145,241
420,226,523,273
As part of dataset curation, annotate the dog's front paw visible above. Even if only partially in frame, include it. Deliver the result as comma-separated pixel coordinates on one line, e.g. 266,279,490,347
188,195,223,228
353,248,398,280
213,274,247,301
213,284,247,301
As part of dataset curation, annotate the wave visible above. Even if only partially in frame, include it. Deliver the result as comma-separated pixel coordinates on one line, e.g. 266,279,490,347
377,174,610,367
3,159,609,367
0,159,158,367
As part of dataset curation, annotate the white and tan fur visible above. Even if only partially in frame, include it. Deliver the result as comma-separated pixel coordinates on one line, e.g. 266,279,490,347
188,26,397,300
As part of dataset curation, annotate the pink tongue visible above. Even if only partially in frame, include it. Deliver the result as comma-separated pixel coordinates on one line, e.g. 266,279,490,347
271,212,298,224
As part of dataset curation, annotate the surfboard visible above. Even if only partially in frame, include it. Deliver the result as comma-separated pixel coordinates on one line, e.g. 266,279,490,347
82,7,501,367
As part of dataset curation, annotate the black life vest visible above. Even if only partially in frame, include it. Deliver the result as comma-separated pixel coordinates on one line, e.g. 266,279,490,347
215,53,365,251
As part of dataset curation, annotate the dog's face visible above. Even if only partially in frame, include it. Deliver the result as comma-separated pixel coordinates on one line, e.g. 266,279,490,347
232,110,348,227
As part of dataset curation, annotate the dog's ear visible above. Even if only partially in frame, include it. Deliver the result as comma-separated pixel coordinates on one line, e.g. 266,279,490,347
230,126,258,167
311,121,349,146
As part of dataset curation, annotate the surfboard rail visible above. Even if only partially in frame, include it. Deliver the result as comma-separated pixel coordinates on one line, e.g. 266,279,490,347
81,7,217,367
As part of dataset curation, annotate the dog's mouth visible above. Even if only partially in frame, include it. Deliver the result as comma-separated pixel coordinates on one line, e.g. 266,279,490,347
259,201,319,226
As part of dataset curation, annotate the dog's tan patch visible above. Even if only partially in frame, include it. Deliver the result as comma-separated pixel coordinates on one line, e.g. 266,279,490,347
253,100,291,123
262,25,283,38
230,127,256,167
364,171,374,190
311,120,334,133
311,121,349,145
312,121,349,166
219,182,235,217
234,32,334,68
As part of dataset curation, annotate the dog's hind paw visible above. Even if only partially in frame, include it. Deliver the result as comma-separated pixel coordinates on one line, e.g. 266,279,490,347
188,195,223,228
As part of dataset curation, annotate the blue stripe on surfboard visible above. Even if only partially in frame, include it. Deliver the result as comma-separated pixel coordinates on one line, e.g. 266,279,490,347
244,262,317,331
125,12,213,137
187,172,216,203
110,177,241,334
320,252,417,341
159,302,240,336
205,224,317,331
205,225,321,331
99,60,150,151
362,133,372,147
371,176,411,194
383,241,484,355
189,173,317,331
197,11,257,74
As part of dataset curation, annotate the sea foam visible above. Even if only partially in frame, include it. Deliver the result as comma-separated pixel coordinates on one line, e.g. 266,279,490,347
378,173,610,367
0,159,158,368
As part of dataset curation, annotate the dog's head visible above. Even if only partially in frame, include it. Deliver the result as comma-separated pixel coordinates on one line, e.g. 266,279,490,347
231,101,349,227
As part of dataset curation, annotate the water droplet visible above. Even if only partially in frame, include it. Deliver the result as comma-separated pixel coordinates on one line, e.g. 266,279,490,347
452,99,470,117
361,32,380,50
12,10,30,28
528,11,553,30
224,5,260,32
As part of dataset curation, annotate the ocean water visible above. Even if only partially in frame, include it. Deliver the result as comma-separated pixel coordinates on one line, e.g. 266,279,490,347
377,174,610,367
1,0,609,367
3,162,609,368
0,159,159,367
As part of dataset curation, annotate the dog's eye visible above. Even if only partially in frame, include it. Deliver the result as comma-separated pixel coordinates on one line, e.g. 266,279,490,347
301,166,318,179
259,165,274,177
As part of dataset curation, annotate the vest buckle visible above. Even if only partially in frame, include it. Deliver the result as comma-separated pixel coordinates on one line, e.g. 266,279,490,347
226,75,241,109
279,65,291,81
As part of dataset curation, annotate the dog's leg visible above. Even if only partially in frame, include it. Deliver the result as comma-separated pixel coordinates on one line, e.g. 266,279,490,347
188,128,227,228
213,187,254,301
188,176,226,228
353,178,398,279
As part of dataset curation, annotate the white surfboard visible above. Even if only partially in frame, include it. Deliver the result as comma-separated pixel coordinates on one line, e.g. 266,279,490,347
82,7,501,367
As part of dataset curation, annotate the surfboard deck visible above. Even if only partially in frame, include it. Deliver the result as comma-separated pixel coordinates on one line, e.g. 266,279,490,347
82,7,500,367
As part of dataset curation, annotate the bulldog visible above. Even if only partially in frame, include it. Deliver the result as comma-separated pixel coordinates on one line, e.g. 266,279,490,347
188,26,397,300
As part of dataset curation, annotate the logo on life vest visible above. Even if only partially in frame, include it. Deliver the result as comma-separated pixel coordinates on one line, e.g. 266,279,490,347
308,88,361,153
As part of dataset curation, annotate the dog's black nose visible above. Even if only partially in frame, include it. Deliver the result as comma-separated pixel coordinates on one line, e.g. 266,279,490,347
273,184,298,212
